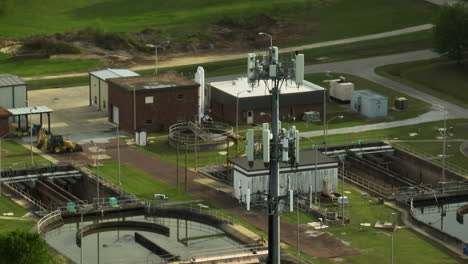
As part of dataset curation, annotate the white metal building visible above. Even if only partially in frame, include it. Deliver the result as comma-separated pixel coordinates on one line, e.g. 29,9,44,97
229,149,338,204
0,74,27,109
89,69,139,112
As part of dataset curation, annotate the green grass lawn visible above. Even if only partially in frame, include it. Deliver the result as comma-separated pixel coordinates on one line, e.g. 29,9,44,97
305,119,468,171
0,0,437,42
1,140,51,169
137,136,243,168
0,196,34,234
0,54,104,77
376,57,468,108
0,219,35,234
0,196,28,217
90,161,194,201
315,183,461,264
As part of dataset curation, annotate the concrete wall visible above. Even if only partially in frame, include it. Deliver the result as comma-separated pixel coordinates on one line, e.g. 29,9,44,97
390,150,464,186
0,85,27,109
89,75,109,113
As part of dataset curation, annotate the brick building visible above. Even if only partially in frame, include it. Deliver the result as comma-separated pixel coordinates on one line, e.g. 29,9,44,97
0,106,11,136
107,74,199,133
208,77,325,125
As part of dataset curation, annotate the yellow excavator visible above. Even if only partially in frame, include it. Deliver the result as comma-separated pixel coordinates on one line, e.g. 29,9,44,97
36,129,83,154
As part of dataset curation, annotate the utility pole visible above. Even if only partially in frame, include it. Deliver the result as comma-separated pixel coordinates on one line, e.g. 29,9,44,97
176,143,179,191
185,143,188,192
246,44,304,264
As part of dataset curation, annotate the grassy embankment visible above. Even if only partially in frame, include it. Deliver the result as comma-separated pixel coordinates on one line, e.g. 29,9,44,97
0,196,35,233
27,30,434,90
376,56,468,108
0,0,436,41
0,52,103,78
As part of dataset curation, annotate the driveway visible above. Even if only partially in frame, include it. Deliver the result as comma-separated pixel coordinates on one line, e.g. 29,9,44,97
28,86,115,136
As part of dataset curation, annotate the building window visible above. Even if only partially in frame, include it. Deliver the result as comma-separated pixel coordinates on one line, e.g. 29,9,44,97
144,120,153,125
94,96,97,105
103,100,106,109
176,94,184,100
145,96,154,104
176,115,185,122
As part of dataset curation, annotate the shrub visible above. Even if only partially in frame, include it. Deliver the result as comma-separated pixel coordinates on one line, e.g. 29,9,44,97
21,37,81,55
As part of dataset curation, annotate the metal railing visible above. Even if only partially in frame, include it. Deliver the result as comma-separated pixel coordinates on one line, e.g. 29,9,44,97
37,209,63,236
79,166,136,200
4,182,47,211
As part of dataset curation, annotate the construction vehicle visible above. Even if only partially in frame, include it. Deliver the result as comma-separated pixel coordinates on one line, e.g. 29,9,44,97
36,129,83,154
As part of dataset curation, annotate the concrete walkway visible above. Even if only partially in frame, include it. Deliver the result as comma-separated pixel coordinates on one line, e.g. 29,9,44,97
300,111,445,137
23,24,433,81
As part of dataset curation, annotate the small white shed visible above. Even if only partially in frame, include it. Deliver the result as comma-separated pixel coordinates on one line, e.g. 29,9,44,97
0,74,27,109
229,149,339,205
89,69,139,113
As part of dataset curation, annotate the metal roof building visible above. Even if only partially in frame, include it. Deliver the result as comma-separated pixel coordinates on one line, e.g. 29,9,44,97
89,69,140,113
229,149,339,204
0,73,28,115
0,74,26,87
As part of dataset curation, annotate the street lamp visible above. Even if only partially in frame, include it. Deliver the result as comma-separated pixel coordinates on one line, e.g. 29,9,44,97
375,232,394,264
108,122,121,185
29,106,37,166
325,115,344,153
146,41,169,75
434,104,447,182
258,32,272,47
90,140,101,205
236,90,251,151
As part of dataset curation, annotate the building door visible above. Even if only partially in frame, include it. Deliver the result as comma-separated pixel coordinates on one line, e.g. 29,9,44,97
112,105,119,125
247,110,254,124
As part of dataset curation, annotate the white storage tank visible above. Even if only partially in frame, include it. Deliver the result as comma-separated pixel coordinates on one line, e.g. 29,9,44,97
330,77,354,103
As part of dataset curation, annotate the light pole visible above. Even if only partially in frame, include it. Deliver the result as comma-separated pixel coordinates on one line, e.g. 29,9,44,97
108,122,121,185
258,32,272,47
0,135,3,197
434,104,447,182
90,140,101,205
29,106,37,166
236,90,251,152
325,115,343,153
375,232,394,264
80,206,94,264
146,41,169,75
337,155,346,225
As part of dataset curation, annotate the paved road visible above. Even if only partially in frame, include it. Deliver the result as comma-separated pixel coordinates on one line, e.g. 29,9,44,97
23,24,433,81
210,49,468,137
302,50,468,119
